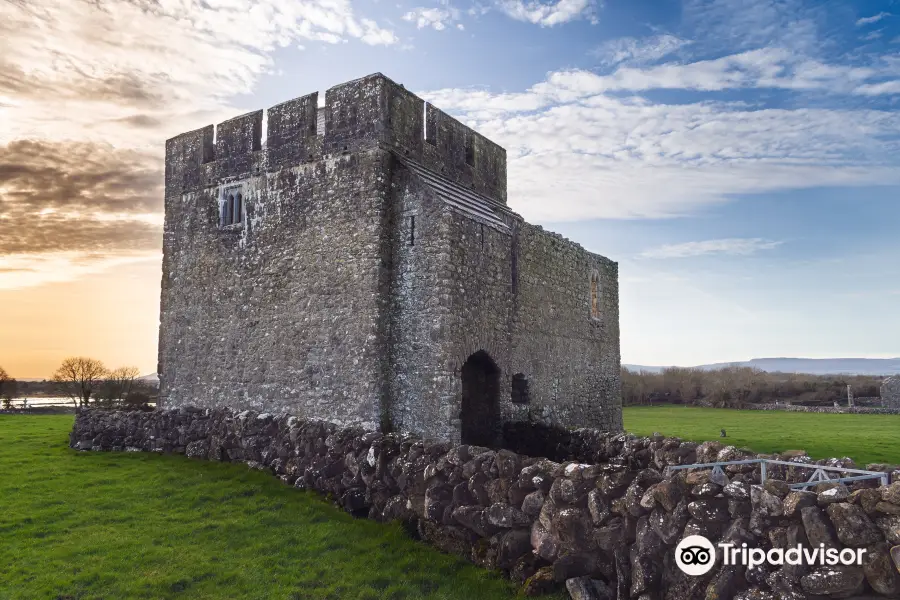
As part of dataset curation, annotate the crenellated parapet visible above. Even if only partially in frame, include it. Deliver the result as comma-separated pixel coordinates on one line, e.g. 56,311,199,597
164,73,508,204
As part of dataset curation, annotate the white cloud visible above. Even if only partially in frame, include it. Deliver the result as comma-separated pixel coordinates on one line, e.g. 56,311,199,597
402,6,460,30
0,251,160,290
854,80,900,96
0,0,397,147
592,35,692,67
496,0,598,26
421,68,900,222
640,238,783,259
857,12,891,26
862,30,884,41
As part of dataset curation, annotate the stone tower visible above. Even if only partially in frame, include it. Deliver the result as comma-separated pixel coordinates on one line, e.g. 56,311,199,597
159,73,622,443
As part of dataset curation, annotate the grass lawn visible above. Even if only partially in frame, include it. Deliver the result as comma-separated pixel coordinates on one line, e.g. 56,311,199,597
624,405,900,465
0,415,560,600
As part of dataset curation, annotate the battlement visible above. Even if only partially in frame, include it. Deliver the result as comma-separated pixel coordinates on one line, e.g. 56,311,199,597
165,73,507,203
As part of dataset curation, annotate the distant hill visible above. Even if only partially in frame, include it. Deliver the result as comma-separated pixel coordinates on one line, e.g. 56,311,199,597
623,357,900,376
139,373,159,385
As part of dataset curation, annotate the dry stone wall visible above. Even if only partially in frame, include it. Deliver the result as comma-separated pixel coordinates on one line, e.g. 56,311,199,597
71,409,900,600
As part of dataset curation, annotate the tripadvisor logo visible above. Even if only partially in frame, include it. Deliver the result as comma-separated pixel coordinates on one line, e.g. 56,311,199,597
675,536,716,576
675,535,867,576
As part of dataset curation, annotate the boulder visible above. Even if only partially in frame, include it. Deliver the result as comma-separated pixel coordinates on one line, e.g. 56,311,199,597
875,515,900,544
521,566,557,596
876,501,900,516
587,489,610,525
825,502,882,547
800,565,865,596
862,542,900,596
850,488,884,514
486,502,531,529
817,484,851,505
800,506,840,549
565,576,614,600
880,481,900,505
688,499,730,523
762,479,790,498
653,479,686,512
522,490,546,518
497,529,532,569
723,481,750,500
782,490,817,517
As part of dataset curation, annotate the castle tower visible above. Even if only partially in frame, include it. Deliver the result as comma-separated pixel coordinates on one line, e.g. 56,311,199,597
159,73,622,442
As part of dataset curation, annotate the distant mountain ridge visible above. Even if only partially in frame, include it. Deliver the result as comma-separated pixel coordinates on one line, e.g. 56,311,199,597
623,357,900,376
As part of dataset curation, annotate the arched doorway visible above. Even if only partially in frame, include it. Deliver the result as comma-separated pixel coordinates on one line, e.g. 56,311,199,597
460,350,500,446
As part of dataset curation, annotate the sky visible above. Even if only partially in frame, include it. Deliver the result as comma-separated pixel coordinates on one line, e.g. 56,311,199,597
1,0,899,378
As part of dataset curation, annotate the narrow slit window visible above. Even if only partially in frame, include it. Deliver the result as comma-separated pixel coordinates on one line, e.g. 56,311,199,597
511,374,529,404
224,194,234,226
425,104,437,146
465,133,474,166
234,193,243,224
409,215,415,246
590,271,601,319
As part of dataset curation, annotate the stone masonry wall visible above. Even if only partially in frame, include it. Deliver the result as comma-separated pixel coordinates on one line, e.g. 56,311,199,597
883,378,900,409
161,72,622,442
159,148,393,431
72,409,900,600
510,224,621,432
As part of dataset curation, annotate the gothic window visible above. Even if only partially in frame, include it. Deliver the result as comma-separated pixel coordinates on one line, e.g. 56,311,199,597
220,186,244,227
234,193,243,224
222,194,234,226
590,271,601,319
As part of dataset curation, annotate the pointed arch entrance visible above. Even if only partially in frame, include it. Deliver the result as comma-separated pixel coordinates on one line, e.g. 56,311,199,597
460,350,500,446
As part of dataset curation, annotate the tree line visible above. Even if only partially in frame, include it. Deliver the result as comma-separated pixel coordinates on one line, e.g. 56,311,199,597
621,366,884,408
0,357,155,410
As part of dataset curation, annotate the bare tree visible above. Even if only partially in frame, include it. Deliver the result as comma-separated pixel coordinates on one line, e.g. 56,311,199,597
1,378,18,410
0,366,11,410
97,366,141,406
52,357,108,407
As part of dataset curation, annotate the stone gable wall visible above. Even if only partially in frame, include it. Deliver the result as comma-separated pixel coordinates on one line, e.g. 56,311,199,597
882,378,900,408
159,149,393,431
72,409,900,599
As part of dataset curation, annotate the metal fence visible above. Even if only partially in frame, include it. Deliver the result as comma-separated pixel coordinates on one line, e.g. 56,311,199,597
665,458,889,489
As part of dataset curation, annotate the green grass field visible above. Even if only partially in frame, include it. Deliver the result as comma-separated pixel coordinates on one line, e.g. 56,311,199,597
4,408,899,599
0,415,551,600
624,405,900,465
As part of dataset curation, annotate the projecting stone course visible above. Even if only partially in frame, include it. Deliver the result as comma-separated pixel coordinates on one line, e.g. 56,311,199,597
72,408,900,599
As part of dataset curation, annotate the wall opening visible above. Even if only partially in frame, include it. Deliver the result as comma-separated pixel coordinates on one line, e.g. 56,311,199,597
511,373,529,404
460,350,500,446
409,215,415,246
425,102,437,145
465,133,474,166
223,194,234,226
590,270,600,319
234,193,243,224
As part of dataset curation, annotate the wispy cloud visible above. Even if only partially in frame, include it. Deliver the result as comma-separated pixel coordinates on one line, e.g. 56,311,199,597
591,34,692,67
857,12,891,27
639,238,784,259
0,0,398,288
422,63,900,221
495,0,599,26
402,5,463,30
